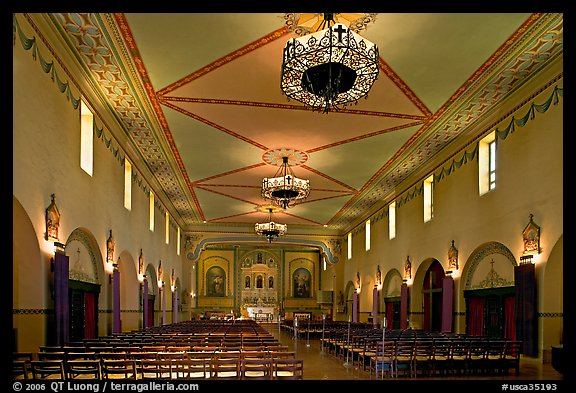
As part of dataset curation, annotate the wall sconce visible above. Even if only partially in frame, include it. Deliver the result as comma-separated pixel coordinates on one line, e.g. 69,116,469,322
54,242,65,254
109,261,118,284
519,255,534,265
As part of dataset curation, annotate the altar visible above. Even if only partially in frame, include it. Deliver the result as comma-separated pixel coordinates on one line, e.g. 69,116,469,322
246,306,275,321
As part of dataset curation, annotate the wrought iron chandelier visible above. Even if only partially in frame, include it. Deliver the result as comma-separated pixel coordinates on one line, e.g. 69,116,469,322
255,207,287,243
261,156,310,209
280,13,379,113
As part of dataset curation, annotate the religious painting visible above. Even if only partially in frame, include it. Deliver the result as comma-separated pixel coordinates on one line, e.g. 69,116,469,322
206,266,226,297
293,268,311,298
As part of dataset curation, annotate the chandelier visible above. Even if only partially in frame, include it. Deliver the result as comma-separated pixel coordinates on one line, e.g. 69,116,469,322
280,13,379,113
255,207,287,243
261,156,310,209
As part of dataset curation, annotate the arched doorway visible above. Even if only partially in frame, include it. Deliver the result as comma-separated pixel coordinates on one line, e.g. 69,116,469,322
65,228,102,342
462,242,516,339
422,260,445,332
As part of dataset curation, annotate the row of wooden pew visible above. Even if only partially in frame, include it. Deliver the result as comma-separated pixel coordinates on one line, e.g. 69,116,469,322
321,328,521,378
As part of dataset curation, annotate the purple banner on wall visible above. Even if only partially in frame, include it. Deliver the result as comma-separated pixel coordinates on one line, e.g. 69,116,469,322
143,278,149,329
54,252,69,345
400,283,409,329
173,291,178,324
113,269,121,333
372,287,379,328
515,263,537,356
441,276,454,332
352,291,359,323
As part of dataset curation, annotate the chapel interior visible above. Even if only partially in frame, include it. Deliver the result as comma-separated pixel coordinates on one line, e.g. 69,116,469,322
12,12,565,381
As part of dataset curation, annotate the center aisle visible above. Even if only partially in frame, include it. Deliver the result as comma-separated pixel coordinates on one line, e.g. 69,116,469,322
260,322,372,380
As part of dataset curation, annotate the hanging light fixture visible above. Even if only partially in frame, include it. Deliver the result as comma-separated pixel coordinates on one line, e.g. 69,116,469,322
255,206,287,243
280,13,379,113
261,155,310,209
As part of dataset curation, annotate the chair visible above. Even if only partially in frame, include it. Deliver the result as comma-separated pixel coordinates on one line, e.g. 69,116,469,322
450,340,469,375
357,338,379,371
395,340,415,377
13,360,29,380
173,357,210,379
30,360,65,380
272,358,303,380
101,359,137,379
37,351,66,361
267,350,296,360
485,340,506,375
467,339,488,375
139,359,172,379
241,358,273,380
502,341,522,376
431,339,451,376
157,351,187,361
65,359,101,379
210,356,240,379
413,340,434,377
368,340,396,379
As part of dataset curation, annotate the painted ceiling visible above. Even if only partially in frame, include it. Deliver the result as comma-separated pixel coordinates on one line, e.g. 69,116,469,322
43,13,563,237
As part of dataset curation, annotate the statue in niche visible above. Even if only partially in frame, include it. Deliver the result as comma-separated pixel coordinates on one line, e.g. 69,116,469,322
448,240,459,270
106,230,115,263
268,276,274,289
376,265,382,286
338,290,344,306
138,249,144,275
45,193,60,241
245,275,251,288
404,256,412,280
256,275,263,288
257,253,263,264
355,272,361,289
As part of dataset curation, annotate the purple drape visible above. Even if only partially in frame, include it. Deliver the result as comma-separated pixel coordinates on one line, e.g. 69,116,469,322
503,294,516,340
143,278,149,329
441,276,454,332
372,287,379,327
113,269,121,333
84,292,96,339
467,297,485,336
352,291,359,323
400,283,408,329
515,263,537,355
54,252,69,345
173,291,179,323
386,302,394,329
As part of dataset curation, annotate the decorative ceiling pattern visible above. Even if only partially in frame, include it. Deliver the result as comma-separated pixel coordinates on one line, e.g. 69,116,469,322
45,12,562,236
